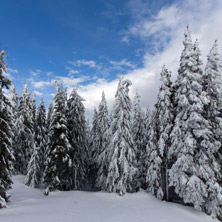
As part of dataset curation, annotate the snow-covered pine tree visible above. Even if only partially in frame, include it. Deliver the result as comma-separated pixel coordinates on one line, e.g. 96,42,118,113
17,83,35,174
32,92,36,130
88,108,99,189
8,85,19,174
25,97,47,188
46,100,53,132
202,41,222,218
67,88,87,190
168,27,221,212
24,143,41,188
146,66,174,200
0,49,14,208
132,91,146,189
45,100,53,160
146,107,161,197
44,83,72,194
106,78,137,195
144,107,152,147
95,91,110,190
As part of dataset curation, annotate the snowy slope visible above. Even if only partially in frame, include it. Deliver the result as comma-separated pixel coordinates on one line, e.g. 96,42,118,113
0,176,216,222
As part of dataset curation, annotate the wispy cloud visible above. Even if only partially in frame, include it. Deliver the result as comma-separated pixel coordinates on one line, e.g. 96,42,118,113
109,59,136,70
30,69,42,77
66,67,79,77
30,78,55,88
7,67,18,73
33,90,43,96
68,59,101,69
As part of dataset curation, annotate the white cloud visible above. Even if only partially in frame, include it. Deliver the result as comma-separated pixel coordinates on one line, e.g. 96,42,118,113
68,59,101,69
109,59,136,70
30,69,42,77
7,67,18,73
30,78,55,88
33,90,43,96
77,0,222,120
56,75,90,94
66,67,79,77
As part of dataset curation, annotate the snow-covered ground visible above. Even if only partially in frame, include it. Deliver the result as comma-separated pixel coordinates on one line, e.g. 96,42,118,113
0,175,216,222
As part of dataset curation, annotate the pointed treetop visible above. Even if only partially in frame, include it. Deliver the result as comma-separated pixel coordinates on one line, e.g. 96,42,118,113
160,65,171,81
40,96,44,106
0,49,7,72
23,83,29,92
208,40,219,59
55,80,59,93
183,26,192,49
32,91,36,101
102,90,105,99
193,39,199,48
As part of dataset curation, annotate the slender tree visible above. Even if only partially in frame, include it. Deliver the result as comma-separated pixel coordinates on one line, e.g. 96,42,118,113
0,49,14,207
8,85,19,174
67,88,87,190
44,83,72,194
202,41,222,218
106,78,137,195
95,91,110,190
17,84,35,174
146,66,174,200
132,91,146,189
25,97,47,188
88,108,99,189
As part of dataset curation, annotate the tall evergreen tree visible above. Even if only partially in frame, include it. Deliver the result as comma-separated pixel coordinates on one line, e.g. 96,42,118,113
106,78,137,195
46,100,53,133
8,85,19,174
44,83,72,194
132,91,146,189
17,84,34,174
25,97,47,188
88,108,99,188
0,49,14,208
95,91,110,190
67,88,87,190
202,41,222,218
45,100,53,160
168,28,221,213
146,66,174,200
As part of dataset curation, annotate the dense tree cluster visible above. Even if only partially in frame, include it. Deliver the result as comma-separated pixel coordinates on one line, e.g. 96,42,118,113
0,27,222,220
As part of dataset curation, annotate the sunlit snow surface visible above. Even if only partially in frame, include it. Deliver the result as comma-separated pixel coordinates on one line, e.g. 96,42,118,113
0,176,216,222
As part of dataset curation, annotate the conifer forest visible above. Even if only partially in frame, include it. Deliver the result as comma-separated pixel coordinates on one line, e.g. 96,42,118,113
1,27,222,221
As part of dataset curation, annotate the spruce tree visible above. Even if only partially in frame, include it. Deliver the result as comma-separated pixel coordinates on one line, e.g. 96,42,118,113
132,91,146,189
8,85,19,174
45,100,53,160
106,78,137,195
168,28,221,212
146,66,174,200
17,84,35,174
88,108,99,189
202,41,222,218
67,88,87,190
46,100,53,133
95,91,110,190
25,97,47,188
44,83,72,194
0,49,14,208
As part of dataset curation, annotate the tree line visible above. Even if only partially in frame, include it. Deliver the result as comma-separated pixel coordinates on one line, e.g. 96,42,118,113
0,27,222,220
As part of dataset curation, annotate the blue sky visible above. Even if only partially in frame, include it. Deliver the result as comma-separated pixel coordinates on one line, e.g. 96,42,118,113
1,0,222,119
